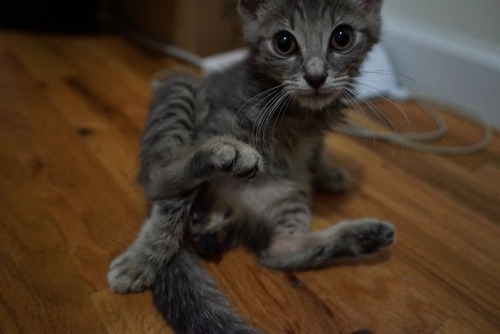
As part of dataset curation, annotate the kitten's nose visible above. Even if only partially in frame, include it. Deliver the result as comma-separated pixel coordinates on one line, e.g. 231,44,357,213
304,74,327,89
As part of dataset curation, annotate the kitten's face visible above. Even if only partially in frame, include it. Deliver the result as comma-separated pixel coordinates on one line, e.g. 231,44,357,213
240,0,383,110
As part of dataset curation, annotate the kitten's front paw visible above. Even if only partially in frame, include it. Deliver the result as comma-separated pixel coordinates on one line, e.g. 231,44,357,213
213,142,263,178
337,219,395,256
107,251,155,293
198,138,264,179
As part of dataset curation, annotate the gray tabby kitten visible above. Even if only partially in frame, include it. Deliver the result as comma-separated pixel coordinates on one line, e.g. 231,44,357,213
108,0,394,333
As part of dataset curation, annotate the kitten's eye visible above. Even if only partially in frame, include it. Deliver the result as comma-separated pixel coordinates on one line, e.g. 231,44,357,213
273,31,297,56
330,25,355,52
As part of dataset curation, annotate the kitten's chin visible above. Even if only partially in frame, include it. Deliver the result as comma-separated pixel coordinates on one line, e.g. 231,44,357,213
294,91,339,111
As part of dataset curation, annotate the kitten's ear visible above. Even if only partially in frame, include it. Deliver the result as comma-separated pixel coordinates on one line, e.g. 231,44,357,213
363,0,383,12
238,0,266,20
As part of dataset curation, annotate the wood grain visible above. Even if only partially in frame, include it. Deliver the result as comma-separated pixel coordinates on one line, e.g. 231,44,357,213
0,30,498,334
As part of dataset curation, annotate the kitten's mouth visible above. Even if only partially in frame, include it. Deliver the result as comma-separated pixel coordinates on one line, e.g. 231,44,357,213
294,88,339,110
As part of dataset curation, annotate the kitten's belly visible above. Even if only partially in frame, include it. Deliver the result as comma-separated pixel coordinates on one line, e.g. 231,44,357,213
217,176,310,217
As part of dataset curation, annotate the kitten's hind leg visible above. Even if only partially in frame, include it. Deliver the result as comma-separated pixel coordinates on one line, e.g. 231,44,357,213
259,218,395,270
310,140,351,193
108,197,192,293
312,163,352,193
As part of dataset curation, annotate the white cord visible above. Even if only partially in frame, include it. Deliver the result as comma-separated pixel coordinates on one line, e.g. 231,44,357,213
335,97,494,155
117,20,203,67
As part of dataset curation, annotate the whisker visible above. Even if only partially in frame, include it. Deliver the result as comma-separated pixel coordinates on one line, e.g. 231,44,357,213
340,89,380,146
254,89,288,166
350,81,415,133
340,88,400,158
232,85,284,134
266,92,291,166
351,80,447,141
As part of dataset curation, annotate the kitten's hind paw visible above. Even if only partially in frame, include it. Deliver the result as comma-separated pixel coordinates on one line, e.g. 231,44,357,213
335,218,395,257
107,252,155,293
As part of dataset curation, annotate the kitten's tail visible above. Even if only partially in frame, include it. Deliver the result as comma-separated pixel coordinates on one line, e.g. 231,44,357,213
152,247,262,334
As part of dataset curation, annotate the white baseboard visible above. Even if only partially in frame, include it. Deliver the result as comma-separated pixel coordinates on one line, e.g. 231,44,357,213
381,16,500,128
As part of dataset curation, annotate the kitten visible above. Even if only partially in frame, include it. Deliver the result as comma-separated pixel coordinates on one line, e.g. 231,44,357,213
108,0,394,333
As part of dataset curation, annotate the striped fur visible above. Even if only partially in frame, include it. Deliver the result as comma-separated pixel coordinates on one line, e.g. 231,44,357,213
108,1,394,333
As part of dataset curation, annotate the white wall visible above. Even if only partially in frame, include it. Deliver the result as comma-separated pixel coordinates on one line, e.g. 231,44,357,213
383,0,500,48
380,0,500,127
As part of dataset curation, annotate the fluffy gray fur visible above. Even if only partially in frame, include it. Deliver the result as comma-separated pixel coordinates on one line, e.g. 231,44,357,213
108,0,394,333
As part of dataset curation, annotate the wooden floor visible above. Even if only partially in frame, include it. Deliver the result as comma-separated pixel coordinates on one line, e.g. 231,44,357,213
0,29,499,334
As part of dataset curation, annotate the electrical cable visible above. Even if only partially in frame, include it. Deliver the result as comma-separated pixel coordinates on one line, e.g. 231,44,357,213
335,96,494,155
116,19,203,67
